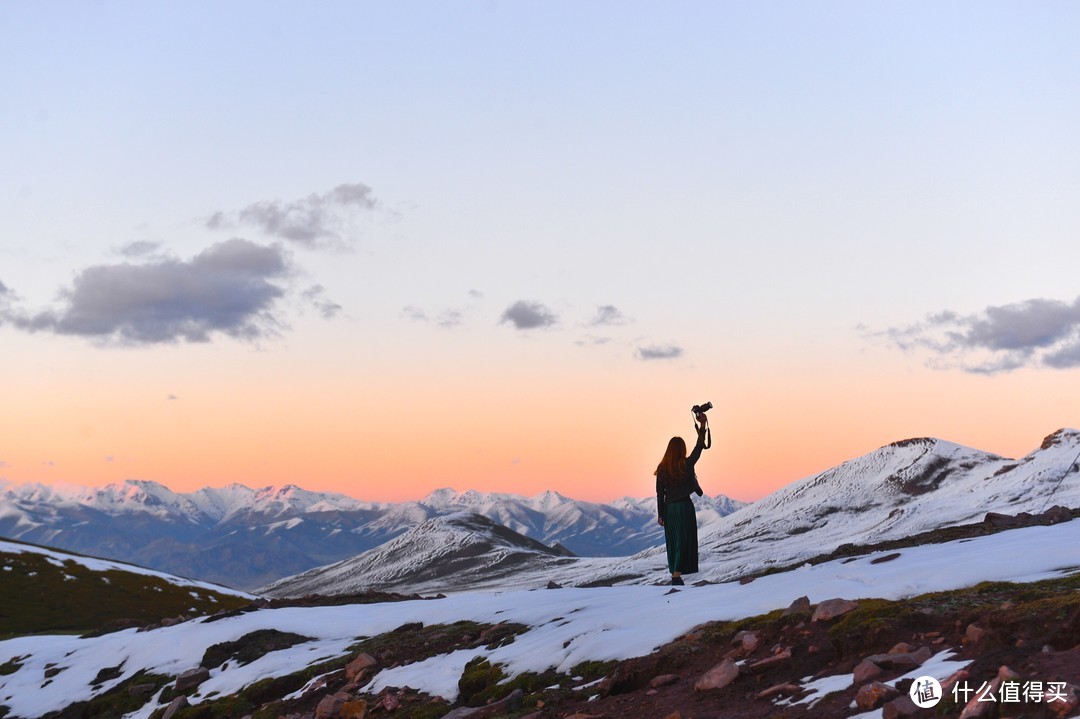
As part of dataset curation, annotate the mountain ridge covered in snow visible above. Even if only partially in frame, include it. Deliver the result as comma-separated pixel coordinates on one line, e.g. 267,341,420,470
263,429,1080,597
0,478,745,590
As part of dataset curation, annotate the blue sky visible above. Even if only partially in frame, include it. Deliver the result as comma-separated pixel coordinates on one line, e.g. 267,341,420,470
2,2,1080,501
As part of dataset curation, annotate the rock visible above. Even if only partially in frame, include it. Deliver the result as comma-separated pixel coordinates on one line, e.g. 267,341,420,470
161,696,188,719
128,683,157,696
314,691,352,719
1042,505,1072,524
345,653,377,682
862,646,931,670
965,623,987,644
733,630,760,654
747,648,791,671
984,511,1021,528
855,681,897,710
882,694,918,718
694,658,739,691
852,659,882,685
811,598,858,622
888,642,915,654
783,596,811,616
756,682,801,699
661,712,682,719
650,674,680,688
441,688,525,719
546,580,562,589
380,693,400,711
340,700,367,719
174,667,210,692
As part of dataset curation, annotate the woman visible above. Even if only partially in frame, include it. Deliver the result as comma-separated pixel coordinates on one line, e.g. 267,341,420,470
655,411,710,585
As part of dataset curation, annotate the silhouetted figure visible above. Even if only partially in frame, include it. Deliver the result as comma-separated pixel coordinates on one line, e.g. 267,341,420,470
655,412,710,585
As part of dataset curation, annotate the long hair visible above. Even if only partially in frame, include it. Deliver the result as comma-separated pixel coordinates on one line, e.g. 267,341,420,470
655,436,688,484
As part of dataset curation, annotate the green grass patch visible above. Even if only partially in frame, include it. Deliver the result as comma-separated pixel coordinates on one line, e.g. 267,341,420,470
0,547,250,638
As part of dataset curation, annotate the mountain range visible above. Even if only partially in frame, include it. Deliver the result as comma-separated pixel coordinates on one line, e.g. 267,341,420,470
0,478,745,590
262,428,1080,597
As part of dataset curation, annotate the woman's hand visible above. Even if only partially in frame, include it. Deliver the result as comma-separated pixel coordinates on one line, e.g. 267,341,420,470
657,517,665,526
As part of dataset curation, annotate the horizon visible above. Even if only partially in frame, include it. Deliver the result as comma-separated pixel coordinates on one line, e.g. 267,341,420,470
2,3,1080,504
4,425,1076,506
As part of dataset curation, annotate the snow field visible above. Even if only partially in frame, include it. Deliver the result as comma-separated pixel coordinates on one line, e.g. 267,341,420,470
4,519,1077,718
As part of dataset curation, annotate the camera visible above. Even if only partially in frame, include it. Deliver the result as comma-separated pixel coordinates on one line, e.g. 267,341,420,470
691,401,713,415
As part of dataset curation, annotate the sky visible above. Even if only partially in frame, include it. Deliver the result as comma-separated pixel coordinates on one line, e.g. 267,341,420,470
2,1,1080,503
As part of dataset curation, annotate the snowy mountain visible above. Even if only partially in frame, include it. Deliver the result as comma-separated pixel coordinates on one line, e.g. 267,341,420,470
261,512,577,597
0,479,744,590
266,429,1080,596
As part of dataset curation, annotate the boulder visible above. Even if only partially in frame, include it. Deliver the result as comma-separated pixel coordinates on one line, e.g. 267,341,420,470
315,691,352,719
650,674,680,688
811,598,858,622
855,681,897,710
852,659,882,685
161,697,188,719
732,630,760,654
345,653,377,682
693,659,739,691
174,667,210,692
747,648,791,671
882,694,918,718
783,596,811,616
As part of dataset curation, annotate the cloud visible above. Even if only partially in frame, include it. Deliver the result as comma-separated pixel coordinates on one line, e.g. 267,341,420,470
638,344,684,360
500,300,558,330
301,284,343,319
2,239,291,345
588,305,629,327
878,296,1080,373
402,305,464,329
208,183,378,249
117,240,161,257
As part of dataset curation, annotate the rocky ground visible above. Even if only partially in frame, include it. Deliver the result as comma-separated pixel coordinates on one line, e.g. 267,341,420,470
127,569,1080,719
27,509,1080,719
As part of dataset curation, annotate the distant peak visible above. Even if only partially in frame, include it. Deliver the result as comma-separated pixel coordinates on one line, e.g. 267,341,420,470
1041,428,1080,450
885,437,936,450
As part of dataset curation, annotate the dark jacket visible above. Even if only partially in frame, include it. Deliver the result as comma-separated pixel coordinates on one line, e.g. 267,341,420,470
656,425,708,521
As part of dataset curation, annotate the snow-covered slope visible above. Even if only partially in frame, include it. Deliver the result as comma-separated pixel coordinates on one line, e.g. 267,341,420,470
271,429,1080,595
595,428,1080,585
261,512,577,597
2,516,1077,719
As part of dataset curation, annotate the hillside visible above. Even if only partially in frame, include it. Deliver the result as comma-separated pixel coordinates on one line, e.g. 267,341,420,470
0,538,251,638
260,512,577,597
1,514,1078,719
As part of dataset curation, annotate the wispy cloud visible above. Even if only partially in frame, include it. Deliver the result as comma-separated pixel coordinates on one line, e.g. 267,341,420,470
117,240,162,258
876,296,1080,374
500,301,558,330
402,305,464,329
637,344,684,360
301,284,343,319
588,305,629,327
207,183,378,249
1,239,291,345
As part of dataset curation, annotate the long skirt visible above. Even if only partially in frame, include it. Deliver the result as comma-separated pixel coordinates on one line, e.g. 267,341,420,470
664,497,698,574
